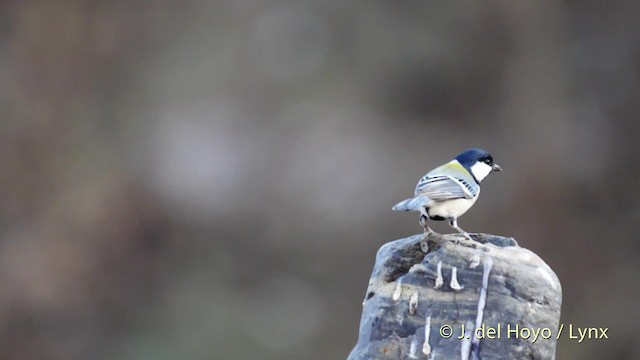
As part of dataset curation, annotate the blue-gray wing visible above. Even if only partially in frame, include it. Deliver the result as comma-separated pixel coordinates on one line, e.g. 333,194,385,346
414,175,478,200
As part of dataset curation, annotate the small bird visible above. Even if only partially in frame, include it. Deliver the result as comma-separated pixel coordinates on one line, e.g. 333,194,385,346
392,148,502,241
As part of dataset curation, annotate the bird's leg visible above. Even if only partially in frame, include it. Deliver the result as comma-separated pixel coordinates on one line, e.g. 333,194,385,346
449,217,473,242
419,211,433,235
419,210,434,253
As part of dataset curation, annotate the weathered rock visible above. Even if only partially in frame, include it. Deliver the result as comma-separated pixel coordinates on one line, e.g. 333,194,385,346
348,233,562,360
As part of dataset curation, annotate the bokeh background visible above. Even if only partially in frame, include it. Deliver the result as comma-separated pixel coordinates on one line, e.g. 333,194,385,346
1,1,639,359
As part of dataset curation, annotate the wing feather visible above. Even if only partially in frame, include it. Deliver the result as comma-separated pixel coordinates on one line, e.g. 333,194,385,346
414,175,478,200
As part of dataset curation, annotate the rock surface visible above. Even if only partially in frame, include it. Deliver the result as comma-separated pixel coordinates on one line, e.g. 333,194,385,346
348,233,562,360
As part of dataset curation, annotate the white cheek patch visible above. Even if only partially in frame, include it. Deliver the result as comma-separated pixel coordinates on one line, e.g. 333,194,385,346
470,162,493,182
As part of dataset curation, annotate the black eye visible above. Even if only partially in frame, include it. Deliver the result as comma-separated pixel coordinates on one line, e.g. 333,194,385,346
483,158,492,165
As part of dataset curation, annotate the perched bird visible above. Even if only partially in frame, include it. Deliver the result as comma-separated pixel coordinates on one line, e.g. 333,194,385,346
392,148,502,241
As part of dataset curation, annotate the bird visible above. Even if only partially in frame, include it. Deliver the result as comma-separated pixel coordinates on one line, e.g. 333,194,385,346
392,148,502,241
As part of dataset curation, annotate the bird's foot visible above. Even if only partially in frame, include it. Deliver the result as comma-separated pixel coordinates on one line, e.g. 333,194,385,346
451,233,473,245
420,228,438,253
462,232,474,242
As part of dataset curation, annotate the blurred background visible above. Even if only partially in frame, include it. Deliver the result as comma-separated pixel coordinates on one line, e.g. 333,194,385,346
1,1,639,359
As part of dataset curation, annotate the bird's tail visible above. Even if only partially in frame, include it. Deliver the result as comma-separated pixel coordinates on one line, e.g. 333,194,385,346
392,196,430,211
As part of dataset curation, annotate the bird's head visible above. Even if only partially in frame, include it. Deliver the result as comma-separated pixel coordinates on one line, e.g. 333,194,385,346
455,148,502,183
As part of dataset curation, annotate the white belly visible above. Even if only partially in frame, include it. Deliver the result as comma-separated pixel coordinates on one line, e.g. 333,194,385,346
427,198,478,219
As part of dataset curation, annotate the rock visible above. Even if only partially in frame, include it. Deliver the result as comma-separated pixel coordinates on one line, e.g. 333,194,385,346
348,233,562,360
